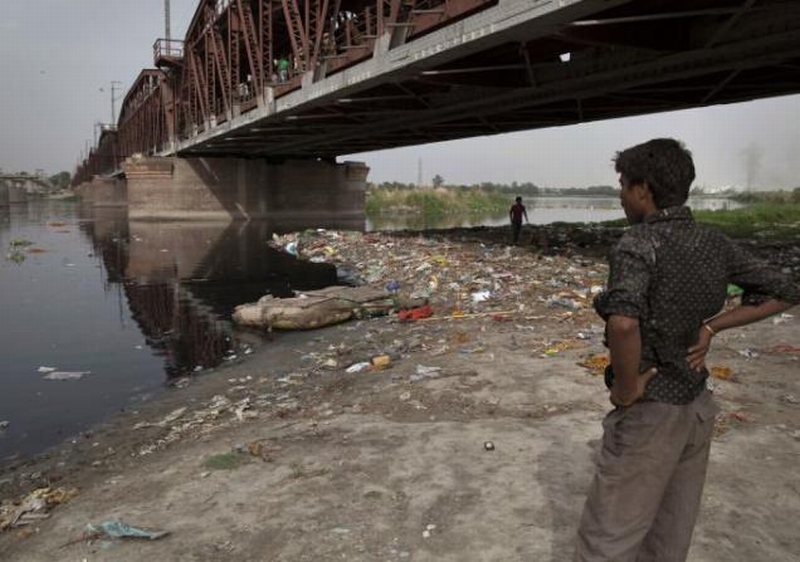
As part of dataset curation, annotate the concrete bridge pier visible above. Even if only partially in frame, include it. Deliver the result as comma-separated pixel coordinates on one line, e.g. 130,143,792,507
122,156,368,229
7,185,28,205
0,183,8,207
73,177,128,207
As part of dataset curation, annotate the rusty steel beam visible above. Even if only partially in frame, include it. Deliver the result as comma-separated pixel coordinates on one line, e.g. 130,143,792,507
78,0,499,177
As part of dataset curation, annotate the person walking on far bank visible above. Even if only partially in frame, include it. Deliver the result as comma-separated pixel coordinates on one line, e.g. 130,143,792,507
575,138,799,561
509,196,529,245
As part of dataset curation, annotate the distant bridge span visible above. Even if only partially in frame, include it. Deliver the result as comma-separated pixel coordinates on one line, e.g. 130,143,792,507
72,0,800,221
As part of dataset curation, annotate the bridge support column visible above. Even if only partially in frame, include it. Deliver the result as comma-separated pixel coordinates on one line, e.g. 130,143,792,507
73,177,128,207
123,156,368,229
7,185,28,205
0,183,8,207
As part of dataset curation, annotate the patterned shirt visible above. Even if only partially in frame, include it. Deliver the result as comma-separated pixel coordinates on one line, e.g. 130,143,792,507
594,206,800,404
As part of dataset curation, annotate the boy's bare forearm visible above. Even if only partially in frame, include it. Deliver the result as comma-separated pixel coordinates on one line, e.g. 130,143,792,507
705,300,794,334
607,315,642,405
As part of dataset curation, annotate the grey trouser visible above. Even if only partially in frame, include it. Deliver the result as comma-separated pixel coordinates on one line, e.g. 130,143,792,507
575,391,719,562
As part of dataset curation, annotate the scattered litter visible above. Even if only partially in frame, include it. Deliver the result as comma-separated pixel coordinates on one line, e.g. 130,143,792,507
780,394,799,405
410,364,442,382
86,521,169,541
371,355,392,369
773,313,794,325
737,348,759,359
710,366,734,380
0,421,9,430
471,290,491,303
398,305,434,322
767,343,800,355
43,371,90,381
234,285,394,330
1,487,79,531
36,366,57,373
547,296,582,311
346,362,370,374
399,391,412,401
727,411,754,423
578,355,610,375
159,407,187,426
542,340,582,357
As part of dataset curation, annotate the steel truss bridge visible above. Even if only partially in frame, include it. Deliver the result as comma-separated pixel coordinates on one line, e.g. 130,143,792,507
74,0,800,184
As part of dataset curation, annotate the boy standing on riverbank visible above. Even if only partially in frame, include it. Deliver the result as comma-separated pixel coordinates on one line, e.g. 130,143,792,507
509,196,529,244
575,138,800,561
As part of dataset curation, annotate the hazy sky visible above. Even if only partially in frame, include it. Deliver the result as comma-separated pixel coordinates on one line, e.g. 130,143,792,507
1,0,798,189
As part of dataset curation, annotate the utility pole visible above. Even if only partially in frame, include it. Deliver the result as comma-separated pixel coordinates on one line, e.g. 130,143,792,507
165,0,171,41
110,81,123,125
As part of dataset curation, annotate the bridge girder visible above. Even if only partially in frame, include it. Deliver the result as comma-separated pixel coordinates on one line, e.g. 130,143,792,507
75,0,800,182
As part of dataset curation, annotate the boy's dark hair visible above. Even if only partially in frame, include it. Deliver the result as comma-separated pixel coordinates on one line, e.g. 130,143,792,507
515,196,522,202
614,138,695,208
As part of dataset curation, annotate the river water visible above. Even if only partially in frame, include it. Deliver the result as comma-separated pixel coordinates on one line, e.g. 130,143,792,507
0,196,740,461
367,196,741,230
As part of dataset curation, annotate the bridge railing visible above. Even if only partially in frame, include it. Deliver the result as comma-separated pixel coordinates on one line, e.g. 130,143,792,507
153,38,185,66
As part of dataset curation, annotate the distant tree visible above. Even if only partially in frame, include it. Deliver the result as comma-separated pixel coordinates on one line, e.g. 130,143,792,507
49,171,71,190
432,174,445,188
690,185,704,196
793,186,800,203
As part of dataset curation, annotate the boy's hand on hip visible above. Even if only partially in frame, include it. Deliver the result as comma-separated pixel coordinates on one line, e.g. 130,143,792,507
687,328,713,371
610,367,658,407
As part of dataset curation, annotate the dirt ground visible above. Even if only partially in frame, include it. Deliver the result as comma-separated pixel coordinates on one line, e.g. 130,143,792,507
1,228,799,561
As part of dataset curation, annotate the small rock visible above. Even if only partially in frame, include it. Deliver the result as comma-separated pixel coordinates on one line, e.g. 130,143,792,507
0,421,9,430
484,441,495,451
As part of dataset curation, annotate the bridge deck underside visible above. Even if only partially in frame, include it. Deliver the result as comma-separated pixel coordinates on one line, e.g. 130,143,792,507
179,0,800,159
74,0,800,184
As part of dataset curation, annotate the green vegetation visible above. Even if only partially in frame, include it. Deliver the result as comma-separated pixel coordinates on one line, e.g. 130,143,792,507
691,190,800,240
366,185,509,222
693,202,800,239
603,200,800,241
204,452,247,471
5,239,34,264
728,187,800,204
48,171,72,190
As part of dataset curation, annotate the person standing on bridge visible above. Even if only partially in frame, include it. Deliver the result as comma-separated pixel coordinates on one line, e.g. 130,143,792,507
509,196,529,245
278,57,290,83
574,138,799,561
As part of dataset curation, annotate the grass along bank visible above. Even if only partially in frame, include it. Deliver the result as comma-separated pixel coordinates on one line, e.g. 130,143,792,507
366,186,509,221
602,202,800,240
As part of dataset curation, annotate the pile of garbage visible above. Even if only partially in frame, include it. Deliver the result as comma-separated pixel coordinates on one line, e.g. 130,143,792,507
265,229,609,326
0,487,78,532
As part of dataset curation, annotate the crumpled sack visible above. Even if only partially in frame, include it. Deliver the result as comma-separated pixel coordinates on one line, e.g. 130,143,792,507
87,520,169,540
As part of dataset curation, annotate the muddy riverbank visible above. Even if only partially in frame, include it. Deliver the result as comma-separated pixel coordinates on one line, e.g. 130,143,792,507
1,226,798,561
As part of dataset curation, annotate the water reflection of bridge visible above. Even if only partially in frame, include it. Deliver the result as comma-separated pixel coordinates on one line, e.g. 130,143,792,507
80,207,337,379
